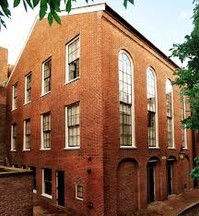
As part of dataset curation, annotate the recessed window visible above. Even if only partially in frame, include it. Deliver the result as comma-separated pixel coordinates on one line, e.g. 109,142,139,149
119,51,135,147
29,166,37,193
42,59,51,95
41,113,51,150
25,73,32,103
42,168,52,198
76,184,83,200
12,84,17,110
147,68,158,147
11,124,17,151
24,119,31,150
166,79,174,148
65,103,80,149
181,96,187,149
66,37,80,82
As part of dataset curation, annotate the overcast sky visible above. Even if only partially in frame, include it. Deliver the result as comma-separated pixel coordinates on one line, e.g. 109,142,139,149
0,0,194,65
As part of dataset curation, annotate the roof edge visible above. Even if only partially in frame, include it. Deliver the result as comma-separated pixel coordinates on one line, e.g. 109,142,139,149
104,4,179,69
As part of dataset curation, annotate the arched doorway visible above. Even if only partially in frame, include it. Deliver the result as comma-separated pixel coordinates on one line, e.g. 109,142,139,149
117,158,138,215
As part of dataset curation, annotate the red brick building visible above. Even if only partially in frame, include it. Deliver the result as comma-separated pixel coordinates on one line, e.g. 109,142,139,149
5,4,194,216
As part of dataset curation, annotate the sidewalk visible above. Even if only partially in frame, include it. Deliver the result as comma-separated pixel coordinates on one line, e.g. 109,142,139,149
33,189,199,216
135,188,199,216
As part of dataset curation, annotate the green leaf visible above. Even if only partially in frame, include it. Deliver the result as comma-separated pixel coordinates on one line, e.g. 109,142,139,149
66,0,72,13
51,9,61,24
123,0,134,8
39,0,47,19
23,0,27,11
1,5,11,17
32,0,40,7
48,13,53,25
14,0,20,7
25,0,33,8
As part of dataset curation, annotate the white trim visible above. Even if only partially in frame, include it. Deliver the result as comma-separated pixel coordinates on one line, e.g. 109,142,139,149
182,96,188,149
23,120,31,151
10,124,17,151
146,67,159,148
42,169,52,199
41,114,51,150
11,84,17,111
75,184,83,201
24,73,31,104
60,3,106,17
65,104,80,149
119,50,136,148
65,36,80,84
166,79,175,148
41,59,51,96
120,146,137,149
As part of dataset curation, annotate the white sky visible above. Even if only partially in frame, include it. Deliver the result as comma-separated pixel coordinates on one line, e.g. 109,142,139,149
0,0,194,65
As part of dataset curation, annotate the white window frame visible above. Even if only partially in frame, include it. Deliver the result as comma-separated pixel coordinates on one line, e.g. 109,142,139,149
23,119,31,151
12,84,17,110
65,103,80,150
119,50,135,148
24,73,32,104
166,79,175,149
41,113,51,150
11,124,17,151
42,168,52,199
75,184,83,201
41,58,51,96
65,36,80,84
147,68,159,149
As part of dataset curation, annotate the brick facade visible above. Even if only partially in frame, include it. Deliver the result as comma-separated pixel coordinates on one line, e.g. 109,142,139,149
5,4,194,216
0,166,33,215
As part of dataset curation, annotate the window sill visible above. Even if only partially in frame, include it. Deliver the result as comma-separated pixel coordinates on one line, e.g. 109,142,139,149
33,189,37,194
64,146,80,150
41,193,52,199
10,149,17,152
168,147,176,150
76,197,83,201
120,146,137,149
23,149,30,152
40,148,51,151
11,108,17,112
148,147,160,149
65,77,80,85
23,101,31,106
40,91,51,98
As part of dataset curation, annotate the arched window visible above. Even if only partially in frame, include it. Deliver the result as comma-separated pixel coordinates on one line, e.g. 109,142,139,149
147,68,158,147
119,51,135,147
166,79,174,148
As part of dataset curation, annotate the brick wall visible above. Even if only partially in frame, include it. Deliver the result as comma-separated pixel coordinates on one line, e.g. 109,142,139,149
5,4,194,216
0,166,33,215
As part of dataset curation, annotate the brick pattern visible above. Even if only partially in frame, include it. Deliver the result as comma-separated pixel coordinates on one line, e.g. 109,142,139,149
4,6,194,216
0,169,33,215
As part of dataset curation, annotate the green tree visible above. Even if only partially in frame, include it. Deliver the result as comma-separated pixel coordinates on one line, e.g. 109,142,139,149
0,0,134,29
171,0,199,180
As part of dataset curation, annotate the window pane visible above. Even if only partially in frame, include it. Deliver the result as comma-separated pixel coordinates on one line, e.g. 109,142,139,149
68,38,80,81
67,104,80,147
120,103,132,146
147,69,157,147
